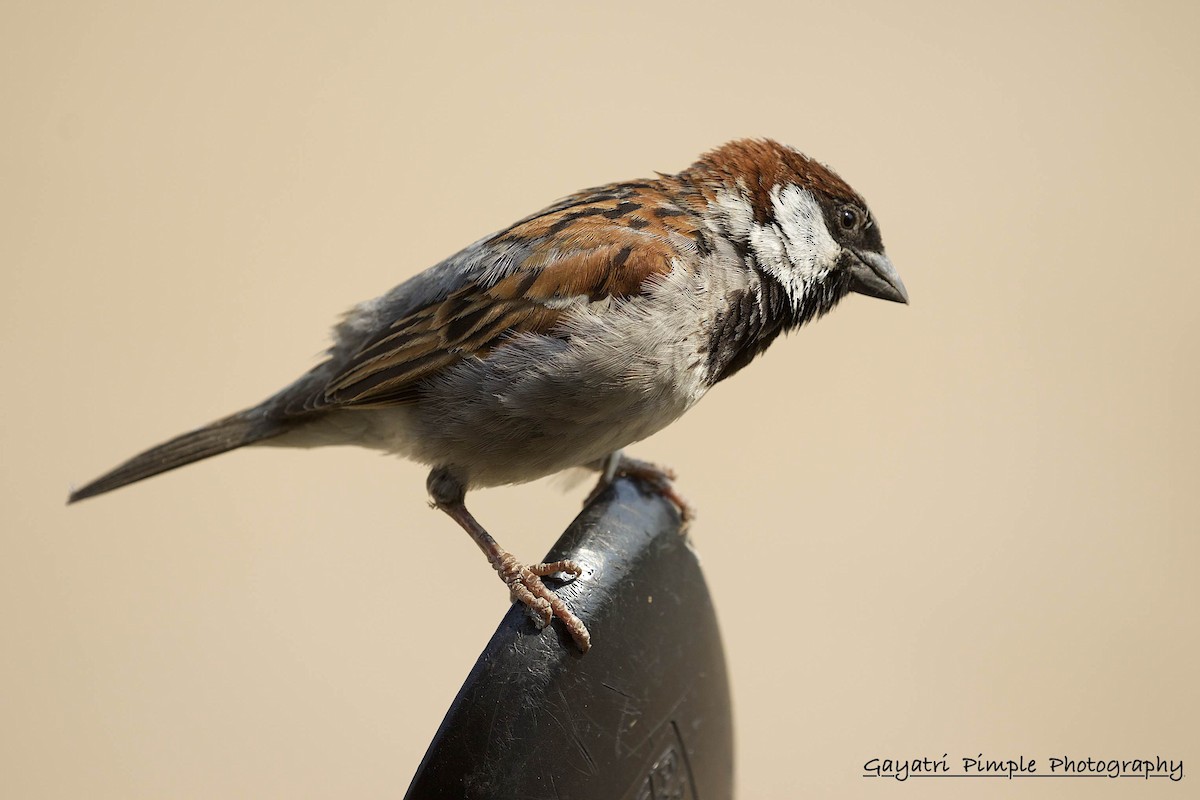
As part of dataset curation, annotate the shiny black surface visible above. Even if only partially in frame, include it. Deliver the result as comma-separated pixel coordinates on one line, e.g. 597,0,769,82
405,477,733,800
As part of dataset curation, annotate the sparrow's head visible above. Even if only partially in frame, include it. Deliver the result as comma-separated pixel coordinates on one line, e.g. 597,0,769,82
686,139,907,319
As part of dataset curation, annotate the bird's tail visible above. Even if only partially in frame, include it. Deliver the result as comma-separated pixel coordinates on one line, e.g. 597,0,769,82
67,408,289,504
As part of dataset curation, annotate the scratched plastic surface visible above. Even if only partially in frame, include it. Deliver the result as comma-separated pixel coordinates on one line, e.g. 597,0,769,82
404,477,734,800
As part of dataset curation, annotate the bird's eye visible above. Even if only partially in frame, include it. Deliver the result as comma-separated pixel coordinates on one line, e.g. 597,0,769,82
839,207,859,230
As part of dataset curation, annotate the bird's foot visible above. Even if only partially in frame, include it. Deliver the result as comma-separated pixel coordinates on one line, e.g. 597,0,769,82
587,453,696,529
428,470,591,652
495,554,590,652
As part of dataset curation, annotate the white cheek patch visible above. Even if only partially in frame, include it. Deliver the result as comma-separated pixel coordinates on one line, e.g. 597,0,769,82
711,186,842,311
772,184,841,285
747,222,793,290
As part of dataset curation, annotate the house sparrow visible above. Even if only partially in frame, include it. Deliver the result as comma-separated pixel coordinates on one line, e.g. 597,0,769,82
69,139,907,652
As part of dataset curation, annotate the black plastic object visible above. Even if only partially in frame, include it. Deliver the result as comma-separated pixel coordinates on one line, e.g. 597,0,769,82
404,477,734,800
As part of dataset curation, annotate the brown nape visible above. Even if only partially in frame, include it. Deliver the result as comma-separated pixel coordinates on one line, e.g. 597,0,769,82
683,138,864,223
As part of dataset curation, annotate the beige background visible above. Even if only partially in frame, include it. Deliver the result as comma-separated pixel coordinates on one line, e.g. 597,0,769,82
3,1,1197,797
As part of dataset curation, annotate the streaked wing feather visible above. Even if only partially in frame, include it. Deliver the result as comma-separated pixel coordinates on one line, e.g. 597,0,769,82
315,185,693,409
324,292,564,407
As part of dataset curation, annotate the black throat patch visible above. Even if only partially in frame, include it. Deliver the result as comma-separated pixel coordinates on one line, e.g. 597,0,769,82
704,267,850,386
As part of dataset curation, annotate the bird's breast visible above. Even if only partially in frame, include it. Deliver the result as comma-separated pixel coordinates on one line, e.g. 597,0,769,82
308,253,753,488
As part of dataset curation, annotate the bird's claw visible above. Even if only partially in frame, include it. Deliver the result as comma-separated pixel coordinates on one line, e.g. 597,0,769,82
587,455,695,529
499,559,590,651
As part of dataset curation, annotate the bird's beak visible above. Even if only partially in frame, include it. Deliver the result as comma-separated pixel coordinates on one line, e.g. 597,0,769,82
847,251,908,304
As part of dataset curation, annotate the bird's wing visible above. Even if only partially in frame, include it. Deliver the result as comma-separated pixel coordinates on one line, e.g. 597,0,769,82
285,182,705,411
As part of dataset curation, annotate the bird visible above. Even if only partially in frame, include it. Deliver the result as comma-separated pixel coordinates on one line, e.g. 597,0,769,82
68,138,907,652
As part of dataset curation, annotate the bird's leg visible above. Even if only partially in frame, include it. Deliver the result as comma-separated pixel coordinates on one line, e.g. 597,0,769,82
426,468,591,652
585,450,696,528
